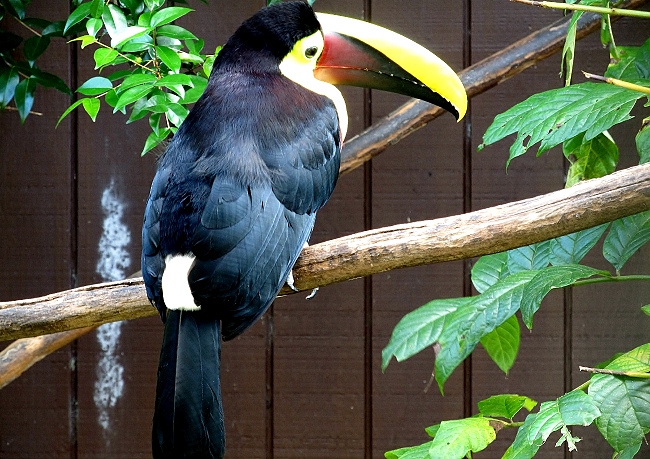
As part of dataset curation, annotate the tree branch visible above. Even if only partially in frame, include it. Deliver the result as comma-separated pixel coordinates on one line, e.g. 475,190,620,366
1,162,648,342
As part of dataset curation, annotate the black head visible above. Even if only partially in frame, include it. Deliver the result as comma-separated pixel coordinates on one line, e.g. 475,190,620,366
213,2,321,73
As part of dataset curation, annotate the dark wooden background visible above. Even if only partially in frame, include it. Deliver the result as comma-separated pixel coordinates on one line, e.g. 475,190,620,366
1,1,648,457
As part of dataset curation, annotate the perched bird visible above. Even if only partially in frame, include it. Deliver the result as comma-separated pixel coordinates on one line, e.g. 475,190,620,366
141,2,466,457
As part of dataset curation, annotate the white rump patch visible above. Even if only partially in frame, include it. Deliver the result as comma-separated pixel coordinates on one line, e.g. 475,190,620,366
162,254,201,311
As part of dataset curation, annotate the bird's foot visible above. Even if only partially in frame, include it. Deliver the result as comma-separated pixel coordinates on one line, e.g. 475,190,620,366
305,287,319,300
285,270,300,292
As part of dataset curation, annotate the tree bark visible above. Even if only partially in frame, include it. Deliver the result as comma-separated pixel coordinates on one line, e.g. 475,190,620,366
1,162,648,342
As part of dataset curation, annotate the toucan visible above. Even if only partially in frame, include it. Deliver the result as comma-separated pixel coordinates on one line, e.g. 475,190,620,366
141,2,466,457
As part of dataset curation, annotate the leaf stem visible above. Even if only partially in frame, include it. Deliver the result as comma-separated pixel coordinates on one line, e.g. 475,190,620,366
572,274,650,287
582,72,650,95
511,0,650,18
92,40,154,74
13,16,42,37
579,366,650,378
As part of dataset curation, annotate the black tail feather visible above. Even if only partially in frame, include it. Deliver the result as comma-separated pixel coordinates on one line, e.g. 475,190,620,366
153,309,225,459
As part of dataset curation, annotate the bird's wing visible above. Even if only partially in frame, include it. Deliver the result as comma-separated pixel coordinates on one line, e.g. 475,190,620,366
142,165,171,318
142,75,341,339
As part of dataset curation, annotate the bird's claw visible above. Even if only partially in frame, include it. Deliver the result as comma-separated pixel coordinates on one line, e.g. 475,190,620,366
285,270,300,292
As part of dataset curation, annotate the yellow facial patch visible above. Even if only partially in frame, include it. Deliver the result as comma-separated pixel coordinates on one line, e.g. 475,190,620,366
279,32,348,140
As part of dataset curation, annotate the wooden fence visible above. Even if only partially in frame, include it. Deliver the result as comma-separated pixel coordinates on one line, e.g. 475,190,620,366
1,0,648,457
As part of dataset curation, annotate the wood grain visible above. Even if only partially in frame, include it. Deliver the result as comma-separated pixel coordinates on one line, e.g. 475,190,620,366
1,162,647,342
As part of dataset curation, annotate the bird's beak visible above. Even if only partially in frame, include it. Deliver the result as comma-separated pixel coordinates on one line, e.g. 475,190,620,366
315,13,467,121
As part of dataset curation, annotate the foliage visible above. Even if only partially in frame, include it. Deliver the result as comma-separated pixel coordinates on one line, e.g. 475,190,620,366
0,0,316,152
383,4,650,459
0,0,73,121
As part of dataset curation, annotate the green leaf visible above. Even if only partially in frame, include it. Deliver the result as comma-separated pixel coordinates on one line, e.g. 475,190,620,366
64,2,91,34
636,120,650,164
142,127,172,156
589,344,650,453
507,241,551,273
603,211,650,272
560,10,582,86
479,82,645,167
118,73,158,93
29,68,71,95
120,34,153,53
56,99,85,127
549,224,609,266
156,45,182,73
89,0,104,18
520,265,609,329
41,21,66,37
114,83,155,111
480,314,520,374
435,271,538,391
77,76,112,96
0,31,22,53
73,34,96,49
563,132,619,187
642,304,650,316
14,77,36,123
111,26,150,49
82,97,100,122
23,36,51,64
102,4,128,40
156,73,193,87
384,442,431,459
471,252,510,294
156,24,198,41
0,67,20,107
181,75,207,104
381,297,470,371
429,417,496,458
477,394,537,420
127,96,151,124
4,0,26,19
144,0,166,11
150,7,193,28
615,443,642,459
94,47,119,69
86,18,103,37
502,417,543,459
606,39,650,80
165,102,189,126
526,391,600,449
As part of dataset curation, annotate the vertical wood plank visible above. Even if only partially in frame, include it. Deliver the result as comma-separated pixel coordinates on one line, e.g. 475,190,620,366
272,2,367,456
0,1,74,457
470,2,567,456
369,1,466,456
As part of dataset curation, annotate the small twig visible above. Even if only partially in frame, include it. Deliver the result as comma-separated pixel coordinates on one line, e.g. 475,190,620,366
582,71,650,95
2,105,43,116
511,0,650,18
579,366,650,378
11,15,42,37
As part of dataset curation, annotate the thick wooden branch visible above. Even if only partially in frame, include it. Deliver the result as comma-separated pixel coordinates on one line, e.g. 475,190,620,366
339,0,650,174
1,162,648,342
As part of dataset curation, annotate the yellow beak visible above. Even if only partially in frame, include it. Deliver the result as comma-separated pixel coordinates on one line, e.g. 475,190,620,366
315,13,467,121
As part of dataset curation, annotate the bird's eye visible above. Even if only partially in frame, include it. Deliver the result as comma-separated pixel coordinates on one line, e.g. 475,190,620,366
304,46,319,59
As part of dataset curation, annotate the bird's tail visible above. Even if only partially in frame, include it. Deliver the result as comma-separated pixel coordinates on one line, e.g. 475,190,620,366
152,309,225,459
